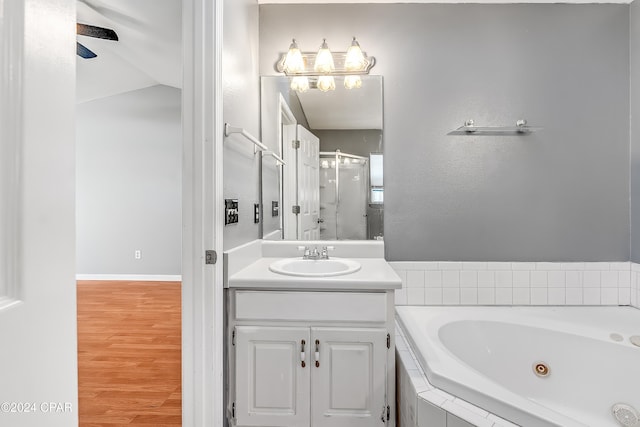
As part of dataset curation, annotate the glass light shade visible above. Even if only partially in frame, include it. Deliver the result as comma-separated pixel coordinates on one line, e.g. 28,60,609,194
314,39,335,73
345,37,366,71
317,76,336,92
283,39,305,73
290,76,309,92
344,75,362,90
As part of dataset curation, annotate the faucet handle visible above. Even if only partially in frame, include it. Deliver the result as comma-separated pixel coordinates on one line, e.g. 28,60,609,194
299,245,311,259
321,245,334,259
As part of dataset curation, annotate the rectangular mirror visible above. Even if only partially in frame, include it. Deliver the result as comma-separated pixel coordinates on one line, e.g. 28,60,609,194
260,75,384,241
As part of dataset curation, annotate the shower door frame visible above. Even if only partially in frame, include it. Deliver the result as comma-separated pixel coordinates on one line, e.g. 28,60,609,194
319,150,369,240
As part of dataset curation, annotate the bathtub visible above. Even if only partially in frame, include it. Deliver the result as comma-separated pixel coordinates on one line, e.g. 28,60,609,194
396,306,640,427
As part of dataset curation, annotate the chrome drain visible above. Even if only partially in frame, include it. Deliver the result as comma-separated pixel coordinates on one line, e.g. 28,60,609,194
612,403,640,426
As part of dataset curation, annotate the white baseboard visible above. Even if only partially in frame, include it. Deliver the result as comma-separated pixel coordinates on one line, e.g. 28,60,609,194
76,274,182,282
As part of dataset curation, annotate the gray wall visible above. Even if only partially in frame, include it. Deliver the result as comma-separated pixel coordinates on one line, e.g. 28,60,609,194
631,1,640,262
223,0,261,250
314,130,382,157
260,4,630,261
76,85,182,275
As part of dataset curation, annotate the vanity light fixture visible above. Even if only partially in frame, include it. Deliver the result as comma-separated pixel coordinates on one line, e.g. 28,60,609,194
282,39,305,73
276,37,376,92
317,76,336,92
343,75,362,90
290,76,310,93
345,37,366,71
314,39,335,73
344,37,365,90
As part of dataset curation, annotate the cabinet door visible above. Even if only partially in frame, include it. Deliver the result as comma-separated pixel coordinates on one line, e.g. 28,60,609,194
311,328,388,427
235,326,310,426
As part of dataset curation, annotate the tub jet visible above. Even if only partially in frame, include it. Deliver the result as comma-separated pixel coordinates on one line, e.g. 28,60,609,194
532,362,550,377
612,403,639,426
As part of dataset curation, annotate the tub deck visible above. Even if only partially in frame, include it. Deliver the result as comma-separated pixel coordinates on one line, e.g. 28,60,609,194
396,306,640,427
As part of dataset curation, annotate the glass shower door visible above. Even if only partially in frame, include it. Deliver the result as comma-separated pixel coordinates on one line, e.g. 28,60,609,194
336,159,367,240
319,152,368,240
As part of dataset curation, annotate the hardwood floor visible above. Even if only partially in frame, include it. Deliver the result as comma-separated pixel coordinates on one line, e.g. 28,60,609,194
77,281,181,426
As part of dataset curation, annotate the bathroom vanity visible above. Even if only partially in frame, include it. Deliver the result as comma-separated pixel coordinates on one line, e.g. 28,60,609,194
224,240,401,427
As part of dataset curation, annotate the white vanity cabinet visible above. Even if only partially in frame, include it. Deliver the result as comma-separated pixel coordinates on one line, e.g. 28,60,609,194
227,289,395,427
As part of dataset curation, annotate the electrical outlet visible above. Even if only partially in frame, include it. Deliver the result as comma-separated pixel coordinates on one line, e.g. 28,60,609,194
225,199,239,225
134,250,141,259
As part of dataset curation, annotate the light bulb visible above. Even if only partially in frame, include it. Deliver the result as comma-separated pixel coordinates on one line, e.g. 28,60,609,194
317,76,336,92
345,37,366,71
344,75,362,90
283,39,304,74
314,39,334,73
290,76,309,92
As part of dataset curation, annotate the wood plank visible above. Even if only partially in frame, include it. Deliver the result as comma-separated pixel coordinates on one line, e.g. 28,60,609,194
77,281,182,427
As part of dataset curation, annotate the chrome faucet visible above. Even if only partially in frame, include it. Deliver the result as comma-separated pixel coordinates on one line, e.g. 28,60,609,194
301,246,329,260
309,247,320,259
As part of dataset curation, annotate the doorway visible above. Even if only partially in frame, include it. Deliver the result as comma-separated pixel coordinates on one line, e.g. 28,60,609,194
75,2,183,424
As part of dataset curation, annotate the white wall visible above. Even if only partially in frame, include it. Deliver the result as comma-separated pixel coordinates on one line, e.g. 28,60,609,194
76,85,182,276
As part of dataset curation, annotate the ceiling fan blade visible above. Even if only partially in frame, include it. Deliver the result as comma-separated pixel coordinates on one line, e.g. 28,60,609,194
76,23,119,41
76,42,97,59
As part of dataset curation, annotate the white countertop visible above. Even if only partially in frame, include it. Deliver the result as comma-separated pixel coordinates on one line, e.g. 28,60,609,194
227,257,402,290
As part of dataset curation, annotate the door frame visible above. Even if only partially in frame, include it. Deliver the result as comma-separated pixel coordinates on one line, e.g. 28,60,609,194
182,0,224,424
279,95,298,240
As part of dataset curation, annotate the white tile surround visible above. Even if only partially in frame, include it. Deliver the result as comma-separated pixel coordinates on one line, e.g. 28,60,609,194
394,261,640,426
632,263,640,308
396,326,517,427
389,261,640,308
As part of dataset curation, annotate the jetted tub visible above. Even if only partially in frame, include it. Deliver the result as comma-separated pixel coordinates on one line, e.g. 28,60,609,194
396,306,640,427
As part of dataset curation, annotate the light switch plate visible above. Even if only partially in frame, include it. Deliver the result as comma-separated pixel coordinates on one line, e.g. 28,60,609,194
225,199,239,225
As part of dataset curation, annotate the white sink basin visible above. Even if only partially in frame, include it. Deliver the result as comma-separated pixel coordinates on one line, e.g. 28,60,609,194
269,258,361,277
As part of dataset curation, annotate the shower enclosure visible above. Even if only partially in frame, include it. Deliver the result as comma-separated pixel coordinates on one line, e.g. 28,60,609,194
318,150,369,240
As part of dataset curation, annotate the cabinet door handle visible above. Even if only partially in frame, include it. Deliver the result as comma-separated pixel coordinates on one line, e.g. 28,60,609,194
315,339,320,368
300,339,306,368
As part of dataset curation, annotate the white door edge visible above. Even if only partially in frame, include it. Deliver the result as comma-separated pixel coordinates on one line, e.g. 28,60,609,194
182,0,224,425
280,95,298,240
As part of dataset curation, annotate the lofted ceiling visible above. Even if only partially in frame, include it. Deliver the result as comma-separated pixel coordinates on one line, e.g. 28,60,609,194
295,78,383,130
76,0,181,103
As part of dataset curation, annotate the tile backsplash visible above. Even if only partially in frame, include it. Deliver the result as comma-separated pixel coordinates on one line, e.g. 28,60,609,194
390,261,639,307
